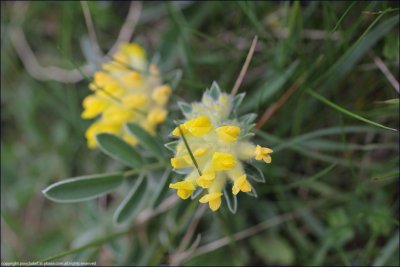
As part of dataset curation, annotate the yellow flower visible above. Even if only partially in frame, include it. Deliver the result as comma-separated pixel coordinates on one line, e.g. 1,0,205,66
171,157,191,169
196,172,216,188
232,174,252,195
168,84,273,212
216,125,240,142
81,95,110,119
199,193,223,211
255,145,273,163
169,181,195,200
152,85,172,105
147,108,167,125
81,42,172,148
122,93,148,109
212,152,236,171
184,116,213,137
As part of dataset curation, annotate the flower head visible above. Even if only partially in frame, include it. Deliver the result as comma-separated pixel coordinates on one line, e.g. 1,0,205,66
168,82,273,212
82,43,172,148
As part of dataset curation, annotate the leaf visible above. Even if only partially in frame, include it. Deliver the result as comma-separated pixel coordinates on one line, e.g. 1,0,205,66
231,92,246,112
209,81,222,100
246,185,258,198
307,89,397,132
245,162,266,183
177,101,192,114
113,175,147,224
126,123,165,158
42,173,123,203
164,140,179,153
150,169,172,208
223,188,237,214
191,187,203,200
96,133,142,168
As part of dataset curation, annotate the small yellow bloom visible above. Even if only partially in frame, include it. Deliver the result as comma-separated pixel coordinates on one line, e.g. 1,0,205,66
193,147,209,157
212,152,236,171
216,125,241,142
82,43,171,148
152,85,172,105
199,192,223,211
169,181,195,200
172,124,189,137
184,116,212,136
103,106,134,124
147,108,167,124
81,95,109,119
196,172,216,188
122,93,148,109
121,72,142,88
232,174,252,195
171,157,191,169
255,145,273,163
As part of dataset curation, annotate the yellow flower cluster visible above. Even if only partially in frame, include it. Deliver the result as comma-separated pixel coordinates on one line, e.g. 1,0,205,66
169,86,273,211
82,43,172,148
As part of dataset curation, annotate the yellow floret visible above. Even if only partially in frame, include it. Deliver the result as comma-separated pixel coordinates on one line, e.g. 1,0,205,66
232,174,252,195
212,152,236,171
216,125,241,142
81,95,109,119
152,85,172,105
169,181,196,200
199,192,223,211
183,116,213,137
255,145,273,163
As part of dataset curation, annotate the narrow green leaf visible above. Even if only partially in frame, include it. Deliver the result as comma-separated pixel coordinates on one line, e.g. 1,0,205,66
113,175,147,224
231,92,246,111
164,140,179,153
245,162,266,183
126,123,165,158
209,81,222,100
96,133,142,168
177,101,192,114
42,173,123,203
151,169,172,208
246,185,258,198
191,187,203,200
223,188,237,214
372,230,400,266
307,89,397,132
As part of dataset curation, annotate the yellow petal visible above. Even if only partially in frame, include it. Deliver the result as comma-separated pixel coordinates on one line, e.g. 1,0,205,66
172,124,188,137
211,152,236,171
170,157,191,169
103,106,134,124
196,172,215,188
147,108,167,125
81,95,109,119
121,72,142,88
232,174,252,195
152,85,172,105
183,116,212,137
216,126,240,142
199,193,223,211
122,93,148,109
169,181,195,200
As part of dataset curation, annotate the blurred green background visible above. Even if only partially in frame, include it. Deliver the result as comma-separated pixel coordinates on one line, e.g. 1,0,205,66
1,1,399,266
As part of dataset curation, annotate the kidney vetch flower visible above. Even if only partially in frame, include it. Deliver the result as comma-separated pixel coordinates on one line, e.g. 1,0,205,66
167,82,273,211
82,42,172,148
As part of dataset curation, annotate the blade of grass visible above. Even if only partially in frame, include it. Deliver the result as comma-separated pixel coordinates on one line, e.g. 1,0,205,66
307,89,397,132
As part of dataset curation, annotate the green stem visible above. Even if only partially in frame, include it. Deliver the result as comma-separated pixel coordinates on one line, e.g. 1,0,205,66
123,161,168,178
178,125,202,176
